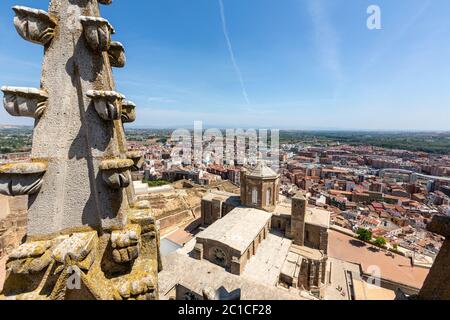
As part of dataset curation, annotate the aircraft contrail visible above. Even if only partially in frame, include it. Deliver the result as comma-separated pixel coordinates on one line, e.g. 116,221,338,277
218,0,251,105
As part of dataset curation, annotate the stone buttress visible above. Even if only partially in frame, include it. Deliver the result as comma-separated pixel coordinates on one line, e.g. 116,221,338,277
0,0,161,300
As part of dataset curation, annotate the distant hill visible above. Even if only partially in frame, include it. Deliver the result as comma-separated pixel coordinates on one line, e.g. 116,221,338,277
0,124,33,129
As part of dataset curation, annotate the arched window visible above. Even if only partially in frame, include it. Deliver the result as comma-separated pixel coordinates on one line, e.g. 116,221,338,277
212,247,227,266
266,188,272,206
252,187,258,205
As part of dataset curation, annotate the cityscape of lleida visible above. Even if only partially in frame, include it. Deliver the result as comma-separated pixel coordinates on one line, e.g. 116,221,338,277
0,0,448,315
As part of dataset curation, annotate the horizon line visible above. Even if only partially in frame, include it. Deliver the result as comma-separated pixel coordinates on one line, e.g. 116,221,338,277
1,124,449,133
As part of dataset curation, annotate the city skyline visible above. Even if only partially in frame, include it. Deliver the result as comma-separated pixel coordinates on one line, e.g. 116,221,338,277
0,0,449,304
1,0,450,130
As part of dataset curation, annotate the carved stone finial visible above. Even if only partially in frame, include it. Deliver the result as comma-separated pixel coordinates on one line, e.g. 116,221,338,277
86,90,125,121
126,151,144,171
0,162,48,196
108,41,126,68
111,224,141,264
1,86,48,119
12,6,56,46
121,100,136,123
114,276,156,301
99,159,134,190
1,0,160,301
80,16,115,52
52,232,98,269
7,240,53,275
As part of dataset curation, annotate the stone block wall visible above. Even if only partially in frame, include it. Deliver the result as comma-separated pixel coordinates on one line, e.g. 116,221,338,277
304,224,328,253
158,210,193,231
297,257,327,298
201,197,238,226
291,195,306,246
0,196,27,259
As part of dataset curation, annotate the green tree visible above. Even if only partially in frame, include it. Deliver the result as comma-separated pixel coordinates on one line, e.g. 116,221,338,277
143,178,169,187
374,237,387,248
356,228,372,242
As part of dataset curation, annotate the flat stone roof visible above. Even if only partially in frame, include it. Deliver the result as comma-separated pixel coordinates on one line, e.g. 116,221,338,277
281,252,301,280
353,279,396,300
274,203,331,229
274,203,291,216
290,244,325,260
242,231,292,286
202,190,241,207
306,207,331,229
159,241,314,300
196,207,272,254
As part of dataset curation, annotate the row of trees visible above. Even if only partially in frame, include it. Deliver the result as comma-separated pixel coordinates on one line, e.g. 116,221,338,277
142,178,170,187
356,228,387,248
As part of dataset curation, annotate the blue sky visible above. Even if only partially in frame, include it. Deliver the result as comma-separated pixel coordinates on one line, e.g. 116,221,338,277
1,0,450,130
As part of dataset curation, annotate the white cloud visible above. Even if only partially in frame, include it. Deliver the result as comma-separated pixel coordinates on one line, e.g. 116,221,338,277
218,0,251,105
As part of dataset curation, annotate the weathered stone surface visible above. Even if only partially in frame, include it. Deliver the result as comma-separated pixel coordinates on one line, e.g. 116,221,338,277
108,41,126,68
0,162,47,175
128,209,156,234
126,151,143,171
427,215,450,237
52,231,97,263
12,6,56,45
99,159,133,190
0,0,159,301
99,159,133,171
86,90,125,121
419,215,450,300
9,240,51,259
115,276,155,300
127,245,139,260
418,238,450,300
6,240,55,275
133,200,150,210
121,100,136,123
79,16,115,52
0,196,27,263
111,224,141,263
26,251,53,273
24,0,131,236
2,87,48,119
0,162,47,197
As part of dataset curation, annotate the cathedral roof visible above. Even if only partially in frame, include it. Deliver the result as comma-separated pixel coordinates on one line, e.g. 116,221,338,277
246,161,279,179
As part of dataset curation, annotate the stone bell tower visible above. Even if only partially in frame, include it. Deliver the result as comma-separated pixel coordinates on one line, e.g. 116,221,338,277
0,0,160,300
240,161,280,212
291,193,307,246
